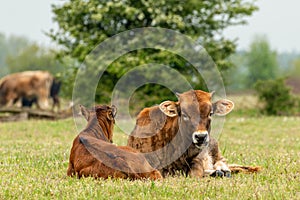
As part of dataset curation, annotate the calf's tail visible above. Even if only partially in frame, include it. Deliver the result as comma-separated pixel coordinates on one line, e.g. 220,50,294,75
228,164,262,174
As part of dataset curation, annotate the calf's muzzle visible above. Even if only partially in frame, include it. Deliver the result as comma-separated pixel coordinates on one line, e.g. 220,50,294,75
192,131,209,149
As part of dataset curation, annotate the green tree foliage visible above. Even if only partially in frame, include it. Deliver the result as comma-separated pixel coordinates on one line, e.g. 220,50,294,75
0,33,30,77
223,51,248,91
49,0,257,105
5,44,78,98
246,35,279,87
290,59,300,77
6,44,63,75
254,78,297,115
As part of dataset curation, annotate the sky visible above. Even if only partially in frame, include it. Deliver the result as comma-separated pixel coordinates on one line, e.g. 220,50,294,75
0,0,299,53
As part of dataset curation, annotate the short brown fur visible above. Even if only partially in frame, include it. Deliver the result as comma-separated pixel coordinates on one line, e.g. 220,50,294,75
0,71,54,109
67,105,162,180
128,90,234,177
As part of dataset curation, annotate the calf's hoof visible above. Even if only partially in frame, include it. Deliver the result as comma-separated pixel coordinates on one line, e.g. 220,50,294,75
224,171,231,178
210,170,224,177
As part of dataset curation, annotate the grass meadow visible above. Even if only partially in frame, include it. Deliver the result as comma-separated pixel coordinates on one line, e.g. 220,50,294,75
1,96,300,199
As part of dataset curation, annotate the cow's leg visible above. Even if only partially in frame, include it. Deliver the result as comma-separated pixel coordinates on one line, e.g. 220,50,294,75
79,167,98,178
36,87,50,109
78,163,108,179
189,150,213,178
198,150,225,177
5,100,13,107
149,170,162,180
137,170,162,180
67,162,75,177
5,93,17,107
209,138,231,177
189,160,205,178
37,97,49,110
14,99,22,107
213,160,231,177
79,164,129,179
190,140,231,178
189,156,224,178
51,96,60,112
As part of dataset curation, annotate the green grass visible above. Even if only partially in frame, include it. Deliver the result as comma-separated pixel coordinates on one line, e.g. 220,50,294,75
1,116,300,199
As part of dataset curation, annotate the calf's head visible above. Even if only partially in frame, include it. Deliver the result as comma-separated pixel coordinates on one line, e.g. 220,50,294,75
159,90,234,149
80,104,117,142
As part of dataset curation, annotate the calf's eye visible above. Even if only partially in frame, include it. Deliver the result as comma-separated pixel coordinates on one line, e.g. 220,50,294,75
182,113,189,121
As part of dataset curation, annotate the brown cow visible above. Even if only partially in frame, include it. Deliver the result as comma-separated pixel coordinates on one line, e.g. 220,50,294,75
127,90,234,177
21,78,61,111
67,104,162,180
0,71,53,109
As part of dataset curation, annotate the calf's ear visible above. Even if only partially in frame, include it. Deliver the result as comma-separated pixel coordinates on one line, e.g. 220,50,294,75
213,99,234,116
107,105,117,120
159,101,179,117
80,105,90,121
111,105,117,118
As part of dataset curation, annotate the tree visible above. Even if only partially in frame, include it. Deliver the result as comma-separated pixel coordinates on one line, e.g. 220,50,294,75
255,78,296,115
49,0,257,105
0,33,30,77
290,59,300,77
245,35,279,87
6,44,64,75
223,51,248,91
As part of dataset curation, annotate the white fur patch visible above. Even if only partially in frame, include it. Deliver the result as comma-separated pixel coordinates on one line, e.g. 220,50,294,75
214,161,230,172
192,131,209,148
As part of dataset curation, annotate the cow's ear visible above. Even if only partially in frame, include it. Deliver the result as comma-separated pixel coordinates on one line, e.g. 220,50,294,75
111,105,117,118
213,99,234,116
80,105,90,121
159,101,179,117
107,105,117,120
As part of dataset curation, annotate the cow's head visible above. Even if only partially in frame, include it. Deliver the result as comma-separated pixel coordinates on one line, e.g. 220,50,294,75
80,105,117,121
159,90,234,149
80,104,117,142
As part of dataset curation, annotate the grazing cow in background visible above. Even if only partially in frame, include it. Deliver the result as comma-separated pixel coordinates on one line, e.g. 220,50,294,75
67,105,162,180
21,78,61,111
128,90,234,177
0,71,54,109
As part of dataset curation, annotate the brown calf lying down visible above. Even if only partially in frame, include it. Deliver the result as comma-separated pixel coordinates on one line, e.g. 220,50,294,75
67,105,161,180
128,90,236,177
128,90,261,178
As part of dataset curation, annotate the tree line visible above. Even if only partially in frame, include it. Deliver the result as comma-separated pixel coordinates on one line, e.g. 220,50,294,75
1,0,300,114
47,0,258,106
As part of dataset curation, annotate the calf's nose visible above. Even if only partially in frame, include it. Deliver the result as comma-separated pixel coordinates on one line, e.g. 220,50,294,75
192,131,209,145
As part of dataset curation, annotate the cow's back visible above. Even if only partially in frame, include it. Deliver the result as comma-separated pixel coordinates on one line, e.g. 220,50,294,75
68,132,162,180
128,106,179,153
0,71,54,108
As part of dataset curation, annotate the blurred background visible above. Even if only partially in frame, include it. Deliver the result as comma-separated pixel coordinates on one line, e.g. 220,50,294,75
0,0,299,116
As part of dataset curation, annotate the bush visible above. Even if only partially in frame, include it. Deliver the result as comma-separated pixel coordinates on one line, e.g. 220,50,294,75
294,97,300,114
254,78,297,115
